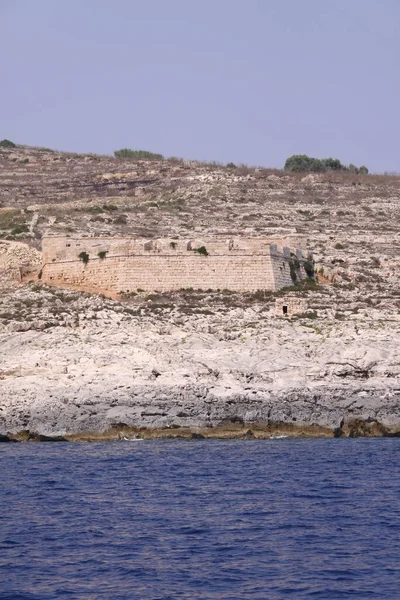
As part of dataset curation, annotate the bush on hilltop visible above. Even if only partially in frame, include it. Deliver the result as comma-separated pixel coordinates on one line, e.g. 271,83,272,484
322,157,346,171
0,139,16,148
284,155,327,173
114,148,163,160
284,154,369,175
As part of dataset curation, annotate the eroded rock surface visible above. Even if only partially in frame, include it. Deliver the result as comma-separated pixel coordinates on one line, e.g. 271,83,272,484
0,285,399,437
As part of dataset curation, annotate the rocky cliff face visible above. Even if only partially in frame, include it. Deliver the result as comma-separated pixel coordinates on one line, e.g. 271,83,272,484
0,146,399,438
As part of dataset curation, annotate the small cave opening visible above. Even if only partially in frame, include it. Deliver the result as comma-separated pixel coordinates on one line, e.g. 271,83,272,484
282,305,288,315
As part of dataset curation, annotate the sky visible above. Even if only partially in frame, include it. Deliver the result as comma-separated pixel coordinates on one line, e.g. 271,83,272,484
1,0,399,172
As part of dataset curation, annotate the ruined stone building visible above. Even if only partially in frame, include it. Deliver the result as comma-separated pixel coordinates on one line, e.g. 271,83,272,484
40,236,313,294
275,296,309,318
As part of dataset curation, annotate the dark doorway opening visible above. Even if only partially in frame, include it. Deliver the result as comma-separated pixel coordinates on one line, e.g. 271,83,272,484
282,305,288,315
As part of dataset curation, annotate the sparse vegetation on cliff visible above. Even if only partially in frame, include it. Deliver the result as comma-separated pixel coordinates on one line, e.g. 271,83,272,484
194,246,209,256
0,210,29,239
11,224,29,236
289,255,301,284
78,251,89,265
303,259,315,279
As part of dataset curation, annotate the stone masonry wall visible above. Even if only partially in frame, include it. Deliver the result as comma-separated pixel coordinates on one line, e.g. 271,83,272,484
41,236,312,293
275,296,309,317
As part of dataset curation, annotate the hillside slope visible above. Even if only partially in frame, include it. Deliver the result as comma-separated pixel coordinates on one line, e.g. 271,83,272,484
0,146,399,439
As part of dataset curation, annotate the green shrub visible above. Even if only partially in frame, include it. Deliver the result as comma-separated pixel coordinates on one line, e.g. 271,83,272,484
170,241,177,249
303,259,315,279
285,154,369,175
98,250,108,259
194,246,209,256
0,139,16,148
114,148,163,160
284,155,326,173
78,251,89,265
289,255,301,283
102,204,118,211
289,262,297,284
226,162,237,168
322,157,345,171
11,224,29,235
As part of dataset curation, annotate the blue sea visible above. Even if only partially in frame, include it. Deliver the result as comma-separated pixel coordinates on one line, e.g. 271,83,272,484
1,439,400,599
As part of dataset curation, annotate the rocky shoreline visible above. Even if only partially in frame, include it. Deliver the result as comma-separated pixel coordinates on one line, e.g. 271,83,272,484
2,416,400,443
1,281,400,441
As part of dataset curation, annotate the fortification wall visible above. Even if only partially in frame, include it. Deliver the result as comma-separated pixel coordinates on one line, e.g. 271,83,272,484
41,236,312,293
43,236,285,261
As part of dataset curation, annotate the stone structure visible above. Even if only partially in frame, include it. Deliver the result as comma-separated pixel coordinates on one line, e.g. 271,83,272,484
40,236,313,294
275,296,309,317
0,240,41,282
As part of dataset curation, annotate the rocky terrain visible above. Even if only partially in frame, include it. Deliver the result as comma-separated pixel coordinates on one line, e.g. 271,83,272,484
1,144,400,440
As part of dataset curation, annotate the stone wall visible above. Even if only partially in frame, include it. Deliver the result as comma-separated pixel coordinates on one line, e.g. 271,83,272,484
41,236,313,293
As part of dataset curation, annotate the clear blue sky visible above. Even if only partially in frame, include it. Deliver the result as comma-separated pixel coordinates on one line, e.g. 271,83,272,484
1,0,399,171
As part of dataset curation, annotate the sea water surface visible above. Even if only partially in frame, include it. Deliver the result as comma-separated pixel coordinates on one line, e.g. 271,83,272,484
1,439,400,599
